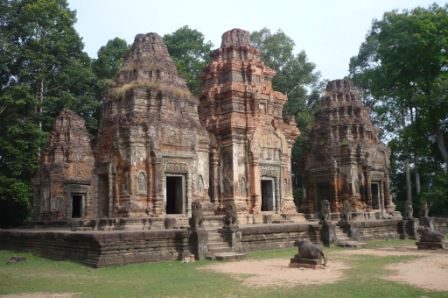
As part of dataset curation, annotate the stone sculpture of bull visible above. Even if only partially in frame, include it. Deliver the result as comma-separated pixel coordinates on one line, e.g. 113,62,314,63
295,240,327,266
417,226,444,243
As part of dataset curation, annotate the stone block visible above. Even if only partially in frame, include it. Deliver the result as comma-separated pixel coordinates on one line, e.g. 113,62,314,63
289,256,323,269
416,241,448,250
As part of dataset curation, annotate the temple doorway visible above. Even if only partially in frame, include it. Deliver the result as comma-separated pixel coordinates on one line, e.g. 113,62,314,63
261,179,275,211
166,175,184,214
71,194,83,218
371,183,380,209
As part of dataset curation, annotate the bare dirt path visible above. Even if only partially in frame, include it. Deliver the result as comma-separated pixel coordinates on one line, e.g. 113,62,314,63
385,254,448,291
200,258,349,288
335,245,433,257
201,246,448,290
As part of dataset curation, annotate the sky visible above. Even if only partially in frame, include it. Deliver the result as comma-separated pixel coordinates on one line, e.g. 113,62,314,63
68,0,444,81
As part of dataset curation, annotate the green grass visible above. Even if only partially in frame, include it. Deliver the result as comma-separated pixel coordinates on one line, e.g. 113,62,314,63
0,239,447,298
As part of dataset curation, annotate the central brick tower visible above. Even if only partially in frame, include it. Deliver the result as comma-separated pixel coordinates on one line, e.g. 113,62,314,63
199,29,300,220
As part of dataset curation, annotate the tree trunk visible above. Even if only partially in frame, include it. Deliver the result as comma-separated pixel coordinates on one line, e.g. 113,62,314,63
436,126,448,166
39,79,43,130
414,156,421,195
405,159,412,202
401,109,412,203
409,109,421,194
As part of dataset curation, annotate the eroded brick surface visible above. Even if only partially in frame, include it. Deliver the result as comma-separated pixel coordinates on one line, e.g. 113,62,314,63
33,109,95,220
95,33,210,218
303,79,398,219
199,29,300,218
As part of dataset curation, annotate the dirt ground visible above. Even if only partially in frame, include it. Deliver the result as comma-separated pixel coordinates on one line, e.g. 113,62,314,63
336,245,432,257
200,258,349,287
386,254,448,291
201,246,448,290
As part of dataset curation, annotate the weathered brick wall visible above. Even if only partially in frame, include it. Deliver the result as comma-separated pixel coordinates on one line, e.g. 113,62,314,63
0,229,190,267
347,220,401,240
433,217,448,234
240,223,321,251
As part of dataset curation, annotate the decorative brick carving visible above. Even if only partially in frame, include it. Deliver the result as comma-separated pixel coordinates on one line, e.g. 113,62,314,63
303,79,397,219
199,29,300,216
33,109,95,221
95,33,210,217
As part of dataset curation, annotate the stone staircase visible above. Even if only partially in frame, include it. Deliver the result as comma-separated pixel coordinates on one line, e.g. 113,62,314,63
335,224,367,248
335,225,351,243
205,228,246,261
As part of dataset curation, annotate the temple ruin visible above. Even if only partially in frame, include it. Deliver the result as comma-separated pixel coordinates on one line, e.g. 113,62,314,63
199,29,300,220
94,33,210,219
302,79,400,220
31,29,301,224
32,109,95,221
4,29,431,267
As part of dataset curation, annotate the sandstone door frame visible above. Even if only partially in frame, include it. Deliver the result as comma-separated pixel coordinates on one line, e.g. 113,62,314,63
165,174,186,214
260,177,276,212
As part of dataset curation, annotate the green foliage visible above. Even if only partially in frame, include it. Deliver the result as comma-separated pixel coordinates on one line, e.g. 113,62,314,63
163,26,213,96
251,28,321,207
0,0,100,226
349,4,448,212
419,171,448,215
92,37,129,99
250,28,321,115
92,37,129,80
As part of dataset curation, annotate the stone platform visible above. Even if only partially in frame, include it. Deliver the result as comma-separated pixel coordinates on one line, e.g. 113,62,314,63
289,256,324,269
0,228,190,267
336,240,368,248
0,223,317,267
416,241,448,250
206,252,247,261
0,219,408,267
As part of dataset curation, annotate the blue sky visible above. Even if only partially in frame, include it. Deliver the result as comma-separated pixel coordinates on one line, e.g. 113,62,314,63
68,0,444,81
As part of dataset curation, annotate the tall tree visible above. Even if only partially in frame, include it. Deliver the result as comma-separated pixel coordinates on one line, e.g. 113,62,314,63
163,26,213,96
349,4,448,213
251,28,321,209
251,28,320,116
92,37,129,99
92,37,129,81
0,0,99,226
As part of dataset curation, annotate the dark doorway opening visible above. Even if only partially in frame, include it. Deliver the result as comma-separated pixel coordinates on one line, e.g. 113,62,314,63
371,183,380,209
166,176,183,214
261,179,274,211
72,194,83,218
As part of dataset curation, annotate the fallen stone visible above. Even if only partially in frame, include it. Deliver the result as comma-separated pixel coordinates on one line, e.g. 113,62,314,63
6,255,27,265
336,240,368,248
208,252,246,261
416,241,448,250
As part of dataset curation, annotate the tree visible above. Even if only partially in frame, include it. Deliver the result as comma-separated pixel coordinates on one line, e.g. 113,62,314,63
251,28,320,116
92,37,129,100
251,28,321,209
0,0,99,226
349,4,448,213
163,26,213,96
92,37,129,81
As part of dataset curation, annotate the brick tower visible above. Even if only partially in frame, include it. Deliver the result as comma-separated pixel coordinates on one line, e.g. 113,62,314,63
199,29,300,220
303,79,400,220
95,33,210,218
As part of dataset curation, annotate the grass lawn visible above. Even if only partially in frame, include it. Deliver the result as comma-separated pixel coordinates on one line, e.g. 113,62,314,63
0,239,447,298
